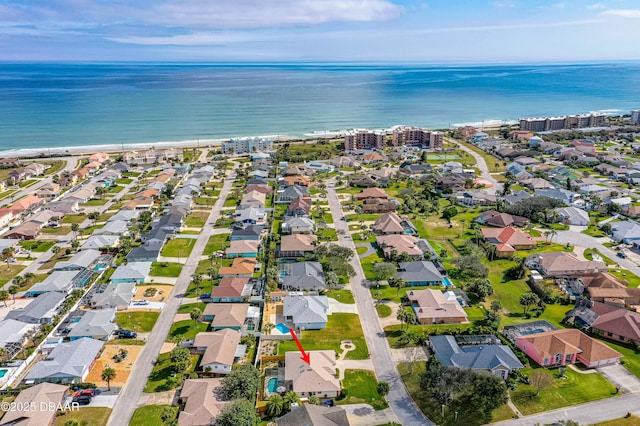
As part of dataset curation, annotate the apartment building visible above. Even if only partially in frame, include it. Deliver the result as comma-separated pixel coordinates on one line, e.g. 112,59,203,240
631,110,640,124
221,137,273,154
344,130,385,152
391,126,443,149
519,113,606,132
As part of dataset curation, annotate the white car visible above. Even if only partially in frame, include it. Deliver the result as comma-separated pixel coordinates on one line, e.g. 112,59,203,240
133,300,149,305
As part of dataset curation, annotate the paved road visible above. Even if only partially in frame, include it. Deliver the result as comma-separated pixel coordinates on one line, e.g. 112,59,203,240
0,156,77,208
107,169,236,426
326,179,432,426
493,392,640,426
447,137,503,195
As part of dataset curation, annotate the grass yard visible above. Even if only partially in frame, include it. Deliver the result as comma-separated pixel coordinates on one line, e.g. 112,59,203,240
194,197,217,206
145,352,200,392
376,304,392,317
61,213,87,224
129,405,178,426
161,238,196,257
0,264,26,283
223,197,239,207
150,262,183,277
19,240,54,252
184,210,210,228
43,160,66,175
178,302,207,314
455,139,505,172
0,190,17,200
214,216,235,229
108,339,146,346
40,225,72,235
510,367,617,415
603,341,640,378
344,213,381,222
610,268,640,288
168,319,210,341
361,252,385,281
337,369,388,410
203,233,230,255
593,417,640,426
115,177,134,185
398,361,511,426
356,246,368,255
115,311,160,332
18,179,38,188
326,289,355,304
54,407,112,426
278,313,369,360
83,199,109,206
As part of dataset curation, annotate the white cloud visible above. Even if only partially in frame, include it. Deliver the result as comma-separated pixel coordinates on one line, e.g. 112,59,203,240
109,32,254,45
602,9,640,18
493,1,515,8
588,3,606,10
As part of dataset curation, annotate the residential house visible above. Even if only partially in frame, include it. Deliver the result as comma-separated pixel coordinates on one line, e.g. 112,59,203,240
73,167,90,181
349,173,390,188
356,187,389,200
235,206,267,227
276,405,350,426
0,383,68,426
279,234,317,258
282,175,311,187
481,227,536,255
279,261,325,291
521,178,553,190
554,207,590,226
0,319,35,358
210,277,252,303
372,212,416,235
287,196,312,216
6,292,65,325
457,190,497,207
0,208,14,228
42,200,79,214
89,152,109,164
284,350,340,399
376,234,423,259
217,258,257,278
396,261,443,286
406,289,468,324
587,287,640,308
230,225,263,241
566,301,640,346
430,335,523,380
362,198,397,214
8,195,43,215
282,216,315,234
245,184,273,195
24,338,103,384
526,252,607,277
25,271,80,297
63,185,95,204
516,328,621,368
82,235,120,250
36,182,61,200
90,282,136,310
122,199,154,210
202,303,257,331
436,176,466,192
178,378,228,426
610,197,633,210
611,220,640,245
110,262,152,284
283,295,329,330
534,188,578,204
226,239,260,258
54,249,102,271
279,185,310,204
4,221,41,240
473,211,529,228
7,168,27,184
126,243,162,263
240,190,266,209
94,219,129,236
158,206,189,232
67,309,117,341
193,329,243,374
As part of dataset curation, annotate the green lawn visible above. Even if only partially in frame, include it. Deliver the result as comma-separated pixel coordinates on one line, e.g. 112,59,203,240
144,352,200,392
0,190,17,200
129,405,178,426
223,197,239,207
115,177,134,185
161,238,196,257
398,361,511,425
107,185,125,193
19,240,54,252
510,367,617,415
168,319,209,341
61,214,87,224
214,216,235,229
344,213,381,222
43,160,66,175
610,268,640,288
178,302,207,314
40,225,72,235
150,262,183,277
0,264,26,284
593,417,640,426
326,289,355,304
107,339,146,346
337,369,388,410
278,313,369,360
203,233,230,255
18,179,38,188
115,311,160,332
82,199,109,206
356,246,368,255
184,210,210,228
603,341,640,378
55,407,112,426
376,304,392,317
361,252,384,281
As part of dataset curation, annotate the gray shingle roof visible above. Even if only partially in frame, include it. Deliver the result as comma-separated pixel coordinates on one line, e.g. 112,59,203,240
430,335,523,371
68,309,116,339
283,295,329,325
396,261,443,283
280,261,325,290
6,292,65,323
26,338,104,381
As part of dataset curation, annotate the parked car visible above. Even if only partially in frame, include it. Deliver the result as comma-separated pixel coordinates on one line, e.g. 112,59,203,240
199,293,212,300
5,257,16,263
75,389,95,397
72,395,92,405
617,252,627,259
132,300,149,306
116,329,138,339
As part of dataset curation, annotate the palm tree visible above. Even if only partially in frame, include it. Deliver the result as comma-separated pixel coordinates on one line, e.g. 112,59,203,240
265,394,285,417
52,245,61,255
190,308,202,327
8,285,19,304
0,290,9,307
12,275,25,288
263,323,275,334
101,367,117,391
283,391,300,411
71,223,80,239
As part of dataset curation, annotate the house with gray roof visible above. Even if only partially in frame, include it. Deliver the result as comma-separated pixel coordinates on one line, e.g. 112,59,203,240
25,271,81,297
429,335,523,380
110,262,152,284
235,206,267,227
277,405,350,426
230,225,263,241
278,185,310,203
82,235,120,250
126,244,162,262
282,216,315,234
109,209,139,222
503,190,532,205
554,207,590,226
94,219,129,236
534,188,577,204
396,261,443,286
0,319,35,358
279,262,325,291
611,220,640,245
68,309,117,341
25,338,104,384
6,292,65,324
90,282,136,310
54,249,102,271
283,295,329,330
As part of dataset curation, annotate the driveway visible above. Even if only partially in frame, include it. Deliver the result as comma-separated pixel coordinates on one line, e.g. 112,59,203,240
341,404,398,426
555,231,640,274
597,364,640,394
447,137,503,195
127,302,165,310
355,243,376,259
328,298,359,314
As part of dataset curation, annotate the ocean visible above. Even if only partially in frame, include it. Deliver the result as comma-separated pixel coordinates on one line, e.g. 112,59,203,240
1,62,639,154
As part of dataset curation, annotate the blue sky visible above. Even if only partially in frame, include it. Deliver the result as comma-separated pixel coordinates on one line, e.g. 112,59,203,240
1,0,640,62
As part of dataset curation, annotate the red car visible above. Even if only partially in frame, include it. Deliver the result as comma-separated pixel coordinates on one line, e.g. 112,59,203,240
75,389,95,397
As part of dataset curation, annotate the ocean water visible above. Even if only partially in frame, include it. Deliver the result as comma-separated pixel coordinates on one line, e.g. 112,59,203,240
1,62,639,152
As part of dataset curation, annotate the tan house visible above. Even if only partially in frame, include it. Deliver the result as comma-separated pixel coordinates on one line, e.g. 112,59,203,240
193,329,242,374
4,221,42,240
372,212,406,235
0,383,68,426
376,234,423,259
73,167,90,180
218,258,257,277
178,378,228,426
122,199,154,210
245,184,273,195
356,187,389,200
481,227,536,255
362,197,397,214
528,252,608,277
203,303,252,331
279,234,317,258
8,195,43,215
240,190,266,209
135,189,159,200
36,182,61,200
226,239,260,258
587,287,640,308
284,350,340,399
406,289,468,324
590,305,640,346
282,175,311,187
89,152,109,163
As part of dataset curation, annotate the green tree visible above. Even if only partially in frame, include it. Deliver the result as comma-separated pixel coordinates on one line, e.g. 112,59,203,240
160,406,176,422
490,300,502,314
451,255,488,278
216,398,257,426
0,290,9,307
52,245,61,255
64,420,80,426
519,292,540,314
221,364,260,400
101,367,117,391
71,223,80,239
170,347,190,364
190,308,202,327
372,262,397,281
530,370,553,395
2,246,16,259
308,396,320,405
466,278,494,301
283,390,301,410
325,271,339,289
8,285,19,304
265,394,284,417
377,381,390,396
88,212,100,226
442,206,459,223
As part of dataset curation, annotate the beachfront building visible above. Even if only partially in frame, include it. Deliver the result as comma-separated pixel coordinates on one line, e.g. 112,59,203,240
631,110,640,124
221,137,273,155
344,129,385,152
391,126,443,149
519,113,606,132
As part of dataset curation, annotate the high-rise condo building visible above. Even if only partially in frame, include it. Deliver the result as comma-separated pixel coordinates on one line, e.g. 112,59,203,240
221,137,273,154
392,127,444,149
344,130,385,152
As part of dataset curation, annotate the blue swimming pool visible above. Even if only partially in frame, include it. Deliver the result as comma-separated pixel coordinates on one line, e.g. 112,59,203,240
443,277,454,287
267,377,279,393
0,369,8,379
276,323,290,334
